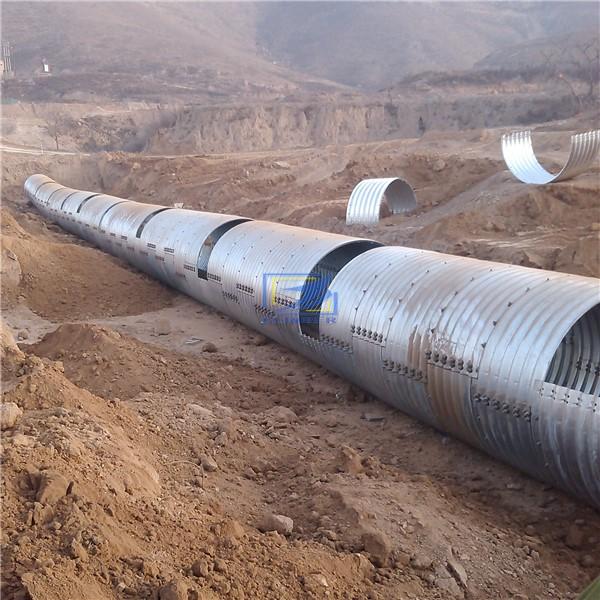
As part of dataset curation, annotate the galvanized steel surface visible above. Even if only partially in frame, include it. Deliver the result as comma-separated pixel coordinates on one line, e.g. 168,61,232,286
346,177,417,225
25,175,600,508
24,174,53,202
501,129,600,184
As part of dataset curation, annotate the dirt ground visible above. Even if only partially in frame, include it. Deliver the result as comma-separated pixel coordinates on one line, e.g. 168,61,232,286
1,102,600,600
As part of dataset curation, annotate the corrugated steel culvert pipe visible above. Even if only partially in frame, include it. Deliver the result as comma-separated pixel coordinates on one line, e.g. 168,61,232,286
25,175,600,508
346,177,417,225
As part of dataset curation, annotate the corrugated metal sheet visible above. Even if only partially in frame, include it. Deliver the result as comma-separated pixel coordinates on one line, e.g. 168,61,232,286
178,216,251,304
203,220,260,315
270,233,380,352
59,191,104,235
44,187,75,216
219,221,294,330
75,195,127,243
98,201,171,264
346,177,417,225
33,182,65,217
24,174,53,201
501,129,600,184
24,174,600,509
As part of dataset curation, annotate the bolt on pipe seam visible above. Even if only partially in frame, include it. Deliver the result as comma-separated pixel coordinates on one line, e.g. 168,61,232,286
25,175,600,508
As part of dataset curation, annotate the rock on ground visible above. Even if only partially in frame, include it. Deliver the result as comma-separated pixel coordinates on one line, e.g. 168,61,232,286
158,579,188,600
361,528,392,567
565,524,584,549
259,513,294,535
435,575,464,598
263,405,298,424
0,402,23,430
36,470,71,505
220,518,245,540
191,559,210,578
447,557,468,587
337,445,364,475
154,319,172,336
217,518,245,547
200,455,219,472
188,403,214,418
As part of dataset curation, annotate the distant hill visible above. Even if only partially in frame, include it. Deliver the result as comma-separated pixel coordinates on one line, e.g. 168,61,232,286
255,1,598,88
0,2,315,92
1,1,598,97
476,28,599,72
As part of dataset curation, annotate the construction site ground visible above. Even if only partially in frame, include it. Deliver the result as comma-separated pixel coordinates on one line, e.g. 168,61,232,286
1,103,599,600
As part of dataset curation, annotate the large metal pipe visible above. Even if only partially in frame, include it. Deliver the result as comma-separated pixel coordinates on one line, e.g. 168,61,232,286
346,177,417,225
24,175,600,508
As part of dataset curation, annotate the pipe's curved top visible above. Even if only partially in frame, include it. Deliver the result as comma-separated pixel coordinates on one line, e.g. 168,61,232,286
501,129,600,184
24,174,600,508
346,177,417,225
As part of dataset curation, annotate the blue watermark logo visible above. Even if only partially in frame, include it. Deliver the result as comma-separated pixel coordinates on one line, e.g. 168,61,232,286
260,272,338,325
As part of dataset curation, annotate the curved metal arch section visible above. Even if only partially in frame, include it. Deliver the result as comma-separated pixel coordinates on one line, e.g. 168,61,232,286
501,129,600,184
62,191,104,218
135,207,172,238
33,183,65,216
135,209,196,284
60,190,88,211
76,193,102,213
215,221,301,329
267,231,380,352
468,274,600,506
69,195,127,243
545,304,600,395
98,202,170,262
217,221,308,342
317,246,409,385
299,240,381,339
346,177,417,225
46,188,74,215
535,300,600,504
199,219,268,314
197,218,250,280
132,209,251,289
24,174,54,201
169,214,253,303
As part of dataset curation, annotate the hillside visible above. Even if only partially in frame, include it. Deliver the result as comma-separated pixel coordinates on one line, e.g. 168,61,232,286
0,2,343,99
1,1,598,98
256,1,598,88
477,27,599,71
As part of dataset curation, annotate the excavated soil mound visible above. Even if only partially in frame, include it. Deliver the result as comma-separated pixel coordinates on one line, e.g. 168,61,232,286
26,323,215,400
411,178,600,276
1,320,26,388
1,209,174,321
1,333,391,600
4,355,102,413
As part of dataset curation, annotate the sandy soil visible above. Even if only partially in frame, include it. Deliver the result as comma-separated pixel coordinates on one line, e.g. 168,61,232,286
1,107,599,599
